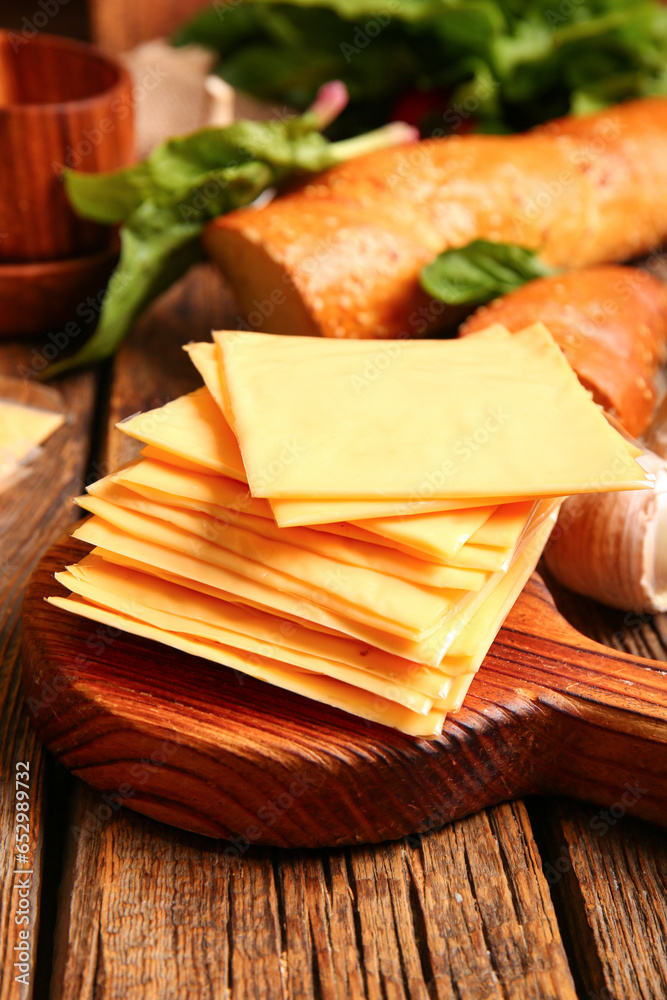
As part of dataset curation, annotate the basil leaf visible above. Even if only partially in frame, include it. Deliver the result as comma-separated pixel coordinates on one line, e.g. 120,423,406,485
419,239,557,306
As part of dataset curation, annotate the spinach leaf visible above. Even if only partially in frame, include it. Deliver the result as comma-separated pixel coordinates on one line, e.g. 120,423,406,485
419,239,557,306
44,90,415,378
175,0,667,137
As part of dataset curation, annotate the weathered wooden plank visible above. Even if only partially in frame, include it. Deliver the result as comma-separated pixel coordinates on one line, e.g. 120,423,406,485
530,798,667,1000
47,266,578,999
51,792,578,1000
531,572,667,1000
0,345,96,1000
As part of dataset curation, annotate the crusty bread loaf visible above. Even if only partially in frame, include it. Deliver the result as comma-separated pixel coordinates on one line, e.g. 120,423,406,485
461,265,667,436
205,99,667,340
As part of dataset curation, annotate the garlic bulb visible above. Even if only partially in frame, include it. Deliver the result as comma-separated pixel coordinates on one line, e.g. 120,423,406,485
544,450,667,613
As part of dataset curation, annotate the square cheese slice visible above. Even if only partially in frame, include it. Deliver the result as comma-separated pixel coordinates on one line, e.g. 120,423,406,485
216,324,649,500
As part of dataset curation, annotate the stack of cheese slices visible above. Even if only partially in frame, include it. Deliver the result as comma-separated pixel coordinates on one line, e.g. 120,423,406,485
49,323,651,737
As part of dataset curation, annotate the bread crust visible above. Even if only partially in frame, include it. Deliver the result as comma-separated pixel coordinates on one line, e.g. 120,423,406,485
205,98,667,340
461,265,667,436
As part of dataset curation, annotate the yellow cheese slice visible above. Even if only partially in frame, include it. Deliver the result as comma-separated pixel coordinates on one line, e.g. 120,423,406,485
181,338,541,523
396,498,561,668
129,350,559,530
217,324,648,499
73,504,463,639
86,536,456,665
59,557,449,700
360,505,498,559
141,445,209,472
223,508,490,590
55,568,434,714
444,543,512,571
441,510,558,669
99,476,491,591
468,501,535,549
91,478,490,591
183,342,227,414
184,341,236,427
269,494,559,527
59,522,548,728
71,497,556,670
113,457,513,570
113,457,271,518
363,500,534,562
117,387,246,481
47,594,446,737
0,400,64,483
120,383,490,522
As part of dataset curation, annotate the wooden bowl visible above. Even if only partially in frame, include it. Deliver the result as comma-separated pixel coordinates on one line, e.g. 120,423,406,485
0,238,119,339
0,31,134,263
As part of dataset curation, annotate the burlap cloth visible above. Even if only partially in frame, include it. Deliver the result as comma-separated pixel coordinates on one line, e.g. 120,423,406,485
120,39,289,157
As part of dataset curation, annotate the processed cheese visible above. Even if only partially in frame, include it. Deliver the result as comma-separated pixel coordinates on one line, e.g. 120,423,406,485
74,494,551,672
117,387,246,481
47,594,448,737
469,501,535,549
60,557,450,699
141,445,211,472
55,569,435,714
183,342,227,415
112,459,510,572
73,504,464,639
269,494,551,527
0,400,65,485
182,338,543,523
91,479,490,591
49,505,556,736
113,457,271,517
184,341,236,427
361,505,499,559
46,320,643,736
216,325,648,499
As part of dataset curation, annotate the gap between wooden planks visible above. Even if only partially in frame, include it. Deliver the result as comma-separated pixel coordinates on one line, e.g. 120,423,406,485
0,341,97,1000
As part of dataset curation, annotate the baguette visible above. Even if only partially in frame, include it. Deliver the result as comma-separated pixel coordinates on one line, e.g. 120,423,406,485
461,265,667,436
205,98,667,340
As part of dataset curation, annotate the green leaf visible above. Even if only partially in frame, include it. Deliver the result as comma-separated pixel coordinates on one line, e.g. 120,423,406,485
419,239,557,306
174,0,667,136
43,98,412,379
44,157,277,380
63,162,154,225
42,212,205,379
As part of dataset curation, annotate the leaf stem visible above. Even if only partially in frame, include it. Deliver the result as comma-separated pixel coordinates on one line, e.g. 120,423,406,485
328,121,419,162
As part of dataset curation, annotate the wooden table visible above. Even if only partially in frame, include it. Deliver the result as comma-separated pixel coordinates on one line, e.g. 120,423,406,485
2,265,667,1000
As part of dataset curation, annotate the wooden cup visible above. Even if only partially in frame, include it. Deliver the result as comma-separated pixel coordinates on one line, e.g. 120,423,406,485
0,30,135,263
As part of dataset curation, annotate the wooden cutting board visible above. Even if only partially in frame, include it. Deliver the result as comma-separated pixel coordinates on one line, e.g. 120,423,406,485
22,534,667,848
